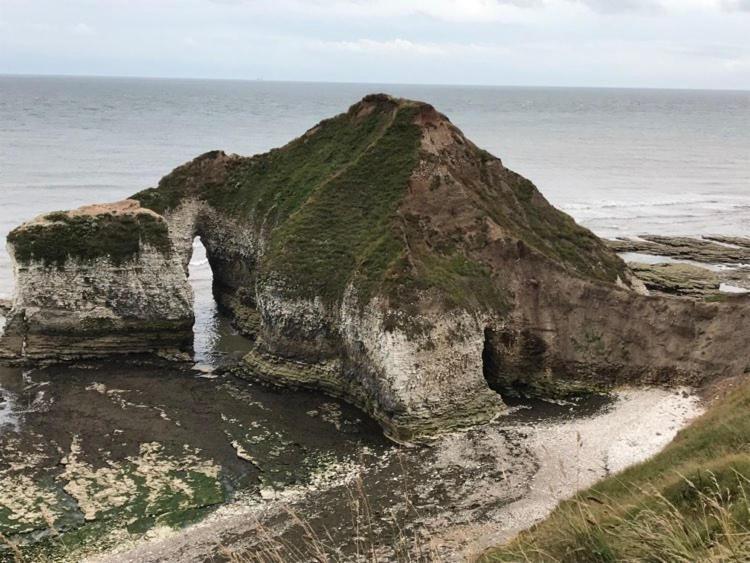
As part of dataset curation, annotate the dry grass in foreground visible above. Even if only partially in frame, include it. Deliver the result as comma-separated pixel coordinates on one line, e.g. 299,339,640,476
482,379,750,562
222,467,441,563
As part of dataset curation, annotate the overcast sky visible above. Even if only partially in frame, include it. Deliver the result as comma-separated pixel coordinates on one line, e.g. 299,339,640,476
1,0,749,89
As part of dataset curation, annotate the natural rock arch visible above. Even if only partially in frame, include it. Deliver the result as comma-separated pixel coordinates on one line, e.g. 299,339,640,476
2,94,749,442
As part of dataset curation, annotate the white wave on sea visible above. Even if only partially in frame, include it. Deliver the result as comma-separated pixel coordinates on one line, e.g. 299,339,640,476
560,194,750,238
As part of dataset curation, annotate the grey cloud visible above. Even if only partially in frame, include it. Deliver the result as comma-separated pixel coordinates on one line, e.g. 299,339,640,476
722,0,750,11
494,0,545,6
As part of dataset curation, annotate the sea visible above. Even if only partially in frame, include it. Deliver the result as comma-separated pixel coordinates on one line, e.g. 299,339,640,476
1,76,748,358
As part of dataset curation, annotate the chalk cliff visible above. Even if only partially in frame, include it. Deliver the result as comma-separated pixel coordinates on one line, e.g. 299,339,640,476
0,200,193,361
2,95,749,441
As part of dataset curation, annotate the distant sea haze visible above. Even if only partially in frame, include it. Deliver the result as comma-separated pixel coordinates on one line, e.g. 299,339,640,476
0,75,748,300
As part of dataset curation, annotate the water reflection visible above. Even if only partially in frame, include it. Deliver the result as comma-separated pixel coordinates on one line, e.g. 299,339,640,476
0,367,43,434
188,237,253,367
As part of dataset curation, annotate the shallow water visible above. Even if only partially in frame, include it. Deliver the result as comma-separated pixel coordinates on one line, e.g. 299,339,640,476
0,360,390,556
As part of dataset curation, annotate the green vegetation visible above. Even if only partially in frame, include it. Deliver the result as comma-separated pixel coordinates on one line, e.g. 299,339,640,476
132,94,627,314
483,379,750,562
2,451,225,562
502,172,627,284
263,105,421,303
406,253,507,312
135,96,422,306
134,101,393,219
8,212,171,267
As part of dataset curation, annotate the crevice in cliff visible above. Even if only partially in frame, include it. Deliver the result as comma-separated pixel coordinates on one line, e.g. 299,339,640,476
482,327,547,398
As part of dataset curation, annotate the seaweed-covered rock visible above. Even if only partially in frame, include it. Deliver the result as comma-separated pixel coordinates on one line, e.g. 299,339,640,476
0,200,193,361
608,235,750,264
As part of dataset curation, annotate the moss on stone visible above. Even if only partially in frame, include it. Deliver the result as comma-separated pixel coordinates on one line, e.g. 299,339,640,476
8,212,171,267
6,447,226,562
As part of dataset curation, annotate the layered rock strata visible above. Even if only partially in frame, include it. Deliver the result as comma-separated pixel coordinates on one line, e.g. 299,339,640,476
0,200,193,361
2,95,749,441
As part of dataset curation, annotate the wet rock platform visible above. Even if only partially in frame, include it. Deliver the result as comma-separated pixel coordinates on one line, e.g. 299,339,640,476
0,362,388,561
608,235,750,298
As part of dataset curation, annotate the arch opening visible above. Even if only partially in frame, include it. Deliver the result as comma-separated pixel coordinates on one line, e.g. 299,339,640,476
188,236,219,364
187,236,255,366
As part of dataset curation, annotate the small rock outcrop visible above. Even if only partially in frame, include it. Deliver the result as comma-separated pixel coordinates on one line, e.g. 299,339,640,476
0,200,193,361
2,95,749,441
628,263,721,296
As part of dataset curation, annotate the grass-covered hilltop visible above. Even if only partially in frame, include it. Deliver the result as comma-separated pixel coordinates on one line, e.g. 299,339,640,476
133,94,626,308
3,94,750,442
7,204,171,267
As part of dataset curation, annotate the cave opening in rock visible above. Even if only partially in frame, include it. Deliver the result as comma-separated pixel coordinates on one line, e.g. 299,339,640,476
483,327,555,400
482,327,506,395
188,236,220,363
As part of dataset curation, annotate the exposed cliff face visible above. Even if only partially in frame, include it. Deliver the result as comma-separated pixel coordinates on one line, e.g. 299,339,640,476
0,200,193,361
3,95,749,441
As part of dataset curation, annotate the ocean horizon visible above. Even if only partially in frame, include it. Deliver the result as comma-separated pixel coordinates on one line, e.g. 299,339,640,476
5,72,750,92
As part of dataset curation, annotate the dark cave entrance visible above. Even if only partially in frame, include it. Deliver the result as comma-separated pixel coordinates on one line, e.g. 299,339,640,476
482,327,548,399
482,327,506,395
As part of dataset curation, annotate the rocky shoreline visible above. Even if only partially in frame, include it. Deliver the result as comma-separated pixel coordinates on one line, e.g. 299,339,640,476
2,95,748,443
84,387,701,563
608,235,750,298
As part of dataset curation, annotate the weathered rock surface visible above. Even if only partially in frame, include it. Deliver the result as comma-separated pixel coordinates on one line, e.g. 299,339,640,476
0,200,193,361
608,235,750,264
3,95,750,441
628,262,720,296
610,234,750,298
626,262,750,299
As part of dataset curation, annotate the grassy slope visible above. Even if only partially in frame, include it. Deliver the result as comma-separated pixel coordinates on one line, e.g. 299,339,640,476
133,95,627,312
483,379,750,562
263,104,421,303
134,97,425,307
501,171,627,284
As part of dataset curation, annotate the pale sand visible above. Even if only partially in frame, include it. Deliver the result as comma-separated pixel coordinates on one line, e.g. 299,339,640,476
434,387,703,560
